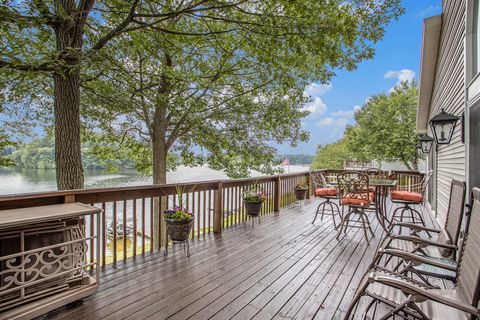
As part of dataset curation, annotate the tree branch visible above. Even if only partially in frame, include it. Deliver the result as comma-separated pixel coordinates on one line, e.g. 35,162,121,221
90,0,140,51
0,59,55,72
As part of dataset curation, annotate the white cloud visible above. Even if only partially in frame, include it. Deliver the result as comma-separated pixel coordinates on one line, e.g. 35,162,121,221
302,96,327,114
315,117,348,132
301,82,332,115
331,110,354,118
315,104,360,129
315,117,335,127
330,105,361,120
384,69,416,91
304,83,332,97
385,69,415,83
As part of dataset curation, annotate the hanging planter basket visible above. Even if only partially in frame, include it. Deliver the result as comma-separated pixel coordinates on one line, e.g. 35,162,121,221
164,217,194,241
244,200,263,217
294,188,308,200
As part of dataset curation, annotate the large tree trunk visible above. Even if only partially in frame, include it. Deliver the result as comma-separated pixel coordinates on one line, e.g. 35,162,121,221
54,71,84,190
150,53,172,250
152,131,167,185
151,124,168,250
53,0,87,190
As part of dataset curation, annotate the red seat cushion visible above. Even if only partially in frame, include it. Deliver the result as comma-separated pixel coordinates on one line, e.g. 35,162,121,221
341,192,374,206
391,190,423,203
315,187,337,197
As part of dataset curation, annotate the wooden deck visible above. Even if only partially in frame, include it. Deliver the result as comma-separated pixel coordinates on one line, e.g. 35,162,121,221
38,199,438,320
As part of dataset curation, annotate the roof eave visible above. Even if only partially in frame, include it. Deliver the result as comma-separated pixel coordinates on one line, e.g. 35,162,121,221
416,14,442,133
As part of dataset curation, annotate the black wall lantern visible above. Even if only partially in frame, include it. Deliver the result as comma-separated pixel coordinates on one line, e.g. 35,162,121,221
429,109,460,145
419,134,434,153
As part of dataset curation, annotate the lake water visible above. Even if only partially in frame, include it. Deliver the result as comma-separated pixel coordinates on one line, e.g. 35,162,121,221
0,165,309,195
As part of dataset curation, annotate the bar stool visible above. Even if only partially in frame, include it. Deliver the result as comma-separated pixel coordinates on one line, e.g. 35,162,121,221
311,172,341,228
390,171,433,231
336,172,375,243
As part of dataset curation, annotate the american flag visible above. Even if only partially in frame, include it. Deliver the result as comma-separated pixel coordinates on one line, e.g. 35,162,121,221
280,158,289,166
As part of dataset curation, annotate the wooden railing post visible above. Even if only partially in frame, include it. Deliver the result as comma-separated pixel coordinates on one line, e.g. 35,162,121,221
152,197,160,250
274,176,281,213
214,181,223,234
306,173,311,200
64,195,75,203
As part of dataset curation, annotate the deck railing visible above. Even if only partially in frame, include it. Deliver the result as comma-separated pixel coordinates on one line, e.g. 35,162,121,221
0,169,423,267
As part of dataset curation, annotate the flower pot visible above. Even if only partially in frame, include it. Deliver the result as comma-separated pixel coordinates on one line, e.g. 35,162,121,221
164,217,194,241
244,200,263,216
294,188,308,200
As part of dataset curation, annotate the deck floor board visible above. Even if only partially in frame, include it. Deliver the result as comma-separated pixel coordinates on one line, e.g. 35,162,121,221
38,199,440,320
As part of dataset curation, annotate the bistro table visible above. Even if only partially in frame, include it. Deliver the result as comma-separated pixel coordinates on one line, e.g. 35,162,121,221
330,178,397,231
368,179,397,231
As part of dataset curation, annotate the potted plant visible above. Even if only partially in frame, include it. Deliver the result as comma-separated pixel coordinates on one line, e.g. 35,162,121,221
164,206,194,241
164,187,194,242
243,187,268,217
294,177,308,200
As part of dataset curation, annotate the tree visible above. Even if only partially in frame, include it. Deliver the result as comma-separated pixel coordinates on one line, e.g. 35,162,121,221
0,1,403,189
311,140,351,169
8,135,134,170
0,104,15,166
0,134,15,167
2,1,323,189
79,0,404,184
344,81,420,171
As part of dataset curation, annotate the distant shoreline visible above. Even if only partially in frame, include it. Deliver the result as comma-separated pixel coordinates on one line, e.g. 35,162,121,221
0,165,310,195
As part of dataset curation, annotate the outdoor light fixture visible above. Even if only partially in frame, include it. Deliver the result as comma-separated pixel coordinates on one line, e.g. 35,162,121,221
429,109,460,145
419,134,434,153
416,143,422,153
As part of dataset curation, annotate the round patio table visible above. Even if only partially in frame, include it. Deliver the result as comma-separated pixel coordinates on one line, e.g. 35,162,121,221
330,178,397,231
368,179,397,231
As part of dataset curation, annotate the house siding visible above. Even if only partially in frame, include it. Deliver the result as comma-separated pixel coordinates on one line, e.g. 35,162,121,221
428,0,466,225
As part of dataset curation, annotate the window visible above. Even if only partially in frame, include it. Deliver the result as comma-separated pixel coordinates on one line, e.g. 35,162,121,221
474,0,480,76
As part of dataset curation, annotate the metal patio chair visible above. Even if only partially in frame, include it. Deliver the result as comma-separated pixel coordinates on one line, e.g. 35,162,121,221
361,168,389,212
372,180,467,286
336,172,375,243
311,171,341,228
362,168,390,181
343,187,480,320
390,171,433,231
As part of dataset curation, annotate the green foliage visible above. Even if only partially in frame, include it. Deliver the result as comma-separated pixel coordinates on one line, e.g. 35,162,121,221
0,137,15,167
0,0,404,183
344,81,420,170
80,0,404,179
164,185,194,220
0,105,16,167
311,140,351,169
294,177,308,189
8,136,135,171
163,209,193,221
243,185,268,202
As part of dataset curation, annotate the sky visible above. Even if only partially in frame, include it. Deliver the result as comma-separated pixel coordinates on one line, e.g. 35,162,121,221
274,0,442,156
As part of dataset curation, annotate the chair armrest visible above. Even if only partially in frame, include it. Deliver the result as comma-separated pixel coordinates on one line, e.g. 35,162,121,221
387,223,441,236
371,273,480,316
391,235,458,250
381,249,457,271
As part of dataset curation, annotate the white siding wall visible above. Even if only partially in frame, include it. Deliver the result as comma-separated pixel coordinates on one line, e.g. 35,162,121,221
428,0,467,226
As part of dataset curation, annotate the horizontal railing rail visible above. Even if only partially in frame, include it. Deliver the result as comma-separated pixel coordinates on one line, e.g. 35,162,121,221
0,168,424,267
